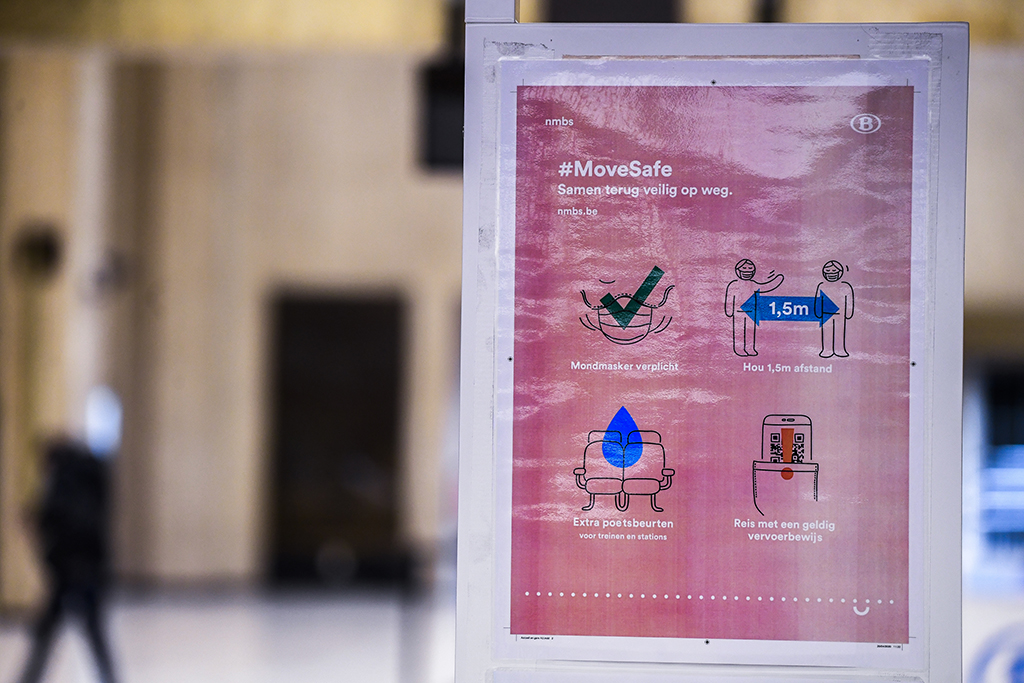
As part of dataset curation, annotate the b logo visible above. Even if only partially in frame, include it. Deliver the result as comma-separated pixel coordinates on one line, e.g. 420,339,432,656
850,113,881,134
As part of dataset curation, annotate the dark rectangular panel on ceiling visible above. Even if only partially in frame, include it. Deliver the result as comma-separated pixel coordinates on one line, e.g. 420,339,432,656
548,0,677,23
419,1,465,170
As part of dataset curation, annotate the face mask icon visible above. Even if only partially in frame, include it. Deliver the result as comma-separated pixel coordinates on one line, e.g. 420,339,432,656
580,267,674,345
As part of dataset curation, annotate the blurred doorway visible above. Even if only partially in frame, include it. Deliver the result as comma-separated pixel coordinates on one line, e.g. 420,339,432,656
269,294,409,586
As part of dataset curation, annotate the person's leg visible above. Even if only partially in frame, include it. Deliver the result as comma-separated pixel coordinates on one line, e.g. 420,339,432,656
835,316,849,357
820,319,835,358
79,587,118,683
17,588,64,683
732,316,745,355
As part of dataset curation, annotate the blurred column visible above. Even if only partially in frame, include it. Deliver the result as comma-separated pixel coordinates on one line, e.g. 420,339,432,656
0,48,118,610
685,0,758,22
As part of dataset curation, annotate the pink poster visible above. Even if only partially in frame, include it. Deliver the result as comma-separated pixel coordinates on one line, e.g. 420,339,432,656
510,83,915,644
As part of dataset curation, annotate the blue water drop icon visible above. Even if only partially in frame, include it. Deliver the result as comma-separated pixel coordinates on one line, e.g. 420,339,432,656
604,406,643,467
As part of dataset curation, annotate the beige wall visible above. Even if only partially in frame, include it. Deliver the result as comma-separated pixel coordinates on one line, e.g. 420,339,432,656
1,49,462,602
964,48,1024,313
0,48,128,608
234,55,463,551
131,53,462,582
0,0,445,51
139,61,262,580
785,0,1024,42
0,51,73,610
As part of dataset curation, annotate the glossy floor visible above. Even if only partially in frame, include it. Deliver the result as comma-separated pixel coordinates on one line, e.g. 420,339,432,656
0,589,455,683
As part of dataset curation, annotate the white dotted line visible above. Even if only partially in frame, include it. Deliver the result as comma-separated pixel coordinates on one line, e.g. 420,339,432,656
525,591,896,605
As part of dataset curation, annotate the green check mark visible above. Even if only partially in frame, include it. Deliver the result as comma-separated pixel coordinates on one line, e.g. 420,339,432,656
599,266,665,329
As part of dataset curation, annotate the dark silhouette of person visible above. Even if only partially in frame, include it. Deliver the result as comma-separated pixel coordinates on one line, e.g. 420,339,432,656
17,439,118,683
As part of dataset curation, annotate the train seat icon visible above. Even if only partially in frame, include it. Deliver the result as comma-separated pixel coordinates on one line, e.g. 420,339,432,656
574,429,674,512
620,431,674,512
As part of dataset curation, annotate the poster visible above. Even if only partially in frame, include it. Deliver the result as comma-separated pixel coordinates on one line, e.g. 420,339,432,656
496,59,928,661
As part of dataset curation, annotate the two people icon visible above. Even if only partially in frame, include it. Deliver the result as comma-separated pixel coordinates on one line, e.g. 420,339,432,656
724,258,855,358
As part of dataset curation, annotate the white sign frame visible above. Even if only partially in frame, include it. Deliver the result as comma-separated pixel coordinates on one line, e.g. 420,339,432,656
459,18,967,683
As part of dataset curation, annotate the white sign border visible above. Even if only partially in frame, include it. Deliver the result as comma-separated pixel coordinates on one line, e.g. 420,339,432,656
492,56,929,670
458,22,967,683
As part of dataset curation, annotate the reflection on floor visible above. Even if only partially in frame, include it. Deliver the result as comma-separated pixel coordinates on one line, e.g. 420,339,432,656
0,588,455,683
9,588,1016,681
964,594,1024,682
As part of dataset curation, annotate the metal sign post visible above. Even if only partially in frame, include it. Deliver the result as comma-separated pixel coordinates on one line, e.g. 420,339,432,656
459,6,967,681
465,0,517,23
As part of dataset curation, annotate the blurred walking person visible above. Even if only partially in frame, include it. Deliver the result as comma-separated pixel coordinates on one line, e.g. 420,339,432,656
16,437,118,683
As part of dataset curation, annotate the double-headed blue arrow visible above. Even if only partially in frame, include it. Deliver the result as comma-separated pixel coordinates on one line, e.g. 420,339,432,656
741,291,839,327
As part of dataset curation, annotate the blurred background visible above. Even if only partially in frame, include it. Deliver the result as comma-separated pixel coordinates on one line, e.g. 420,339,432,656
0,0,1020,681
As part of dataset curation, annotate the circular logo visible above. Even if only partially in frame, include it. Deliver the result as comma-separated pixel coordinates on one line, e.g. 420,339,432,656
851,113,881,134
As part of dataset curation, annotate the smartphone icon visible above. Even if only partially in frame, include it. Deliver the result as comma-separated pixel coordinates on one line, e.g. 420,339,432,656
753,414,817,515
